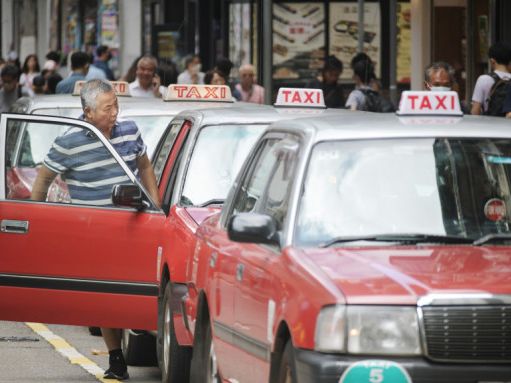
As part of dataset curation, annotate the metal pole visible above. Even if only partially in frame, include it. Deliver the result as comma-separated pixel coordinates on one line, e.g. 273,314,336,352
358,0,364,53
262,0,273,105
389,0,398,105
466,0,475,104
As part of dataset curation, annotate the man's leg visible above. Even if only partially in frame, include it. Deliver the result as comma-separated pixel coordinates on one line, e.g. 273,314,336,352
101,328,129,380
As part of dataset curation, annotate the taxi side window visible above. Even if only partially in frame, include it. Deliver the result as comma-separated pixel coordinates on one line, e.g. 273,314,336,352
231,139,278,215
4,119,140,209
259,140,299,229
153,121,183,183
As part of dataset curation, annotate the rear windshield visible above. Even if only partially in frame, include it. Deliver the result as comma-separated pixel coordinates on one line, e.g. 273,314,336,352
34,108,82,118
124,116,173,159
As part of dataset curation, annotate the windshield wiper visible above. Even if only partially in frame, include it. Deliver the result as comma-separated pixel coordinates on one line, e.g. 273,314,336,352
198,199,225,207
320,233,473,248
473,233,511,246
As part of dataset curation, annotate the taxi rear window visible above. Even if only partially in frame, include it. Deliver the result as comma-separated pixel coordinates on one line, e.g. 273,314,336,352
33,108,83,118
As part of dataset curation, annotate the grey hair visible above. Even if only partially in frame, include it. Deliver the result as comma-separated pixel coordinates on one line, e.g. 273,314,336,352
80,79,114,111
137,55,158,70
424,61,455,84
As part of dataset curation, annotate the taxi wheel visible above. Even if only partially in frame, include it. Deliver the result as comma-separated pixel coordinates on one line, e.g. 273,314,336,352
277,341,297,383
158,283,192,383
121,329,157,366
190,311,220,383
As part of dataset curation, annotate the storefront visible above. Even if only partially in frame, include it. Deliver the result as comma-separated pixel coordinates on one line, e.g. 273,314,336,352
179,0,510,104
222,0,411,100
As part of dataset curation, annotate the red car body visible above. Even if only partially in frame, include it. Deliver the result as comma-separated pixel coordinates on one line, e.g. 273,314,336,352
178,110,511,383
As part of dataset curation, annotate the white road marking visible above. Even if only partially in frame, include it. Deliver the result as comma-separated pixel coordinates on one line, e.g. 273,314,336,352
25,322,119,383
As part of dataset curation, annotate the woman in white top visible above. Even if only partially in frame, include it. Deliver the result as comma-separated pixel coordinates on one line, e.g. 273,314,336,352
177,55,205,85
20,54,40,97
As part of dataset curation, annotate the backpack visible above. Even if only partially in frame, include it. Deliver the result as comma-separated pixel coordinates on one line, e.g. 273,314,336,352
484,72,511,117
360,89,395,113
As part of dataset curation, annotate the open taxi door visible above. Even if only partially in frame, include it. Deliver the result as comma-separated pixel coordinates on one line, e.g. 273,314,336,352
0,114,165,330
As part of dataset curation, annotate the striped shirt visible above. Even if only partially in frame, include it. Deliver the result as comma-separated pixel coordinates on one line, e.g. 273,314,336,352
44,119,146,206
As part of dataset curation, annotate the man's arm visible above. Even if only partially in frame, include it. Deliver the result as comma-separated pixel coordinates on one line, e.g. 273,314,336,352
31,165,58,201
136,153,161,208
471,101,482,115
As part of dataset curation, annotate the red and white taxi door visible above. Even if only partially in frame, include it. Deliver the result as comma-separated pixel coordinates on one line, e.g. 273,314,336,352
228,135,300,383
0,114,165,330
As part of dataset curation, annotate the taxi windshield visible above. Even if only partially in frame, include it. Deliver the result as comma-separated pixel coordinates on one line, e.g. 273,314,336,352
295,138,511,247
125,116,172,158
34,107,83,118
180,124,265,207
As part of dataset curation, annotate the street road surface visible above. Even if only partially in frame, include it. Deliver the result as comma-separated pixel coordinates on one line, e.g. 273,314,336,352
0,321,160,382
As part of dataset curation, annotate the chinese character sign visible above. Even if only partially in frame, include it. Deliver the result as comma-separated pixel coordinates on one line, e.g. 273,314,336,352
272,3,325,80
329,3,380,80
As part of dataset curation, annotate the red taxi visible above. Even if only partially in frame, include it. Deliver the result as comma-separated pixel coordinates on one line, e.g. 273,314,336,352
184,92,511,383
0,86,344,382
135,88,347,380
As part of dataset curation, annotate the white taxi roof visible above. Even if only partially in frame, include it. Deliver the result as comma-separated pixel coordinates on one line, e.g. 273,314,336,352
268,111,511,142
174,103,348,128
12,94,239,117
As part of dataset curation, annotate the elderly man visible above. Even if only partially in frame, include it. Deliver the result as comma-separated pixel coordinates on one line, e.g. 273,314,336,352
128,55,162,98
424,61,455,91
31,79,160,380
235,64,265,104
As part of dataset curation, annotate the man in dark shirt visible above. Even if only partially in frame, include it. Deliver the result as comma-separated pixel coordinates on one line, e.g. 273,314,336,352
94,45,115,81
55,51,89,94
307,55,345,108
0,65,29,113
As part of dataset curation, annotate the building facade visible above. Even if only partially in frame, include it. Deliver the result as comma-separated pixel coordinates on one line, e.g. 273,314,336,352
2,0,510,104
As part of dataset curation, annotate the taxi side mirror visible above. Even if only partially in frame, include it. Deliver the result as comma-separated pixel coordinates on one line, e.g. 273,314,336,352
112,184,150,210
227,213,279,245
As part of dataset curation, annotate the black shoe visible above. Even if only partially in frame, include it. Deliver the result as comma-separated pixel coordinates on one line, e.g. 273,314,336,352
103,367,129,380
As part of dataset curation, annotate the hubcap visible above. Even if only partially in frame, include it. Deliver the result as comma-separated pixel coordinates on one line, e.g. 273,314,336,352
163,299,171,374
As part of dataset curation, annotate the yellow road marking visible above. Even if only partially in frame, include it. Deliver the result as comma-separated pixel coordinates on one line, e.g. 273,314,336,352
25,322,120,383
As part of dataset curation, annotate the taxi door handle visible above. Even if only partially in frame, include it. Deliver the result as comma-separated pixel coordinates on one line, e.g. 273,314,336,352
1,220,29,234
236,263,244,282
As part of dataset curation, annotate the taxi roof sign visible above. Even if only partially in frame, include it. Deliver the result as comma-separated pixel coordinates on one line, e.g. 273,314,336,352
396,91,462,116
72,81,131,97
164,84,233,103
274,88,326,108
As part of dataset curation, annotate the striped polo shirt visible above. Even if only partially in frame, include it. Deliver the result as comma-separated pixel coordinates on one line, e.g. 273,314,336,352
44,118,146,206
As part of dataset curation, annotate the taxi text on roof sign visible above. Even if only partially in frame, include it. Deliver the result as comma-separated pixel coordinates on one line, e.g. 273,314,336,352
72,81,131,97
396,91,462,116
274,88,326,108
164,84,233,102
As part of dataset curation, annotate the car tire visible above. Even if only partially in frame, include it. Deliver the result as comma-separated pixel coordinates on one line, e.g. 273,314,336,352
277,341,297,383
158,283,192,383
88,326,102,336
121,329,157,366
190,311,219,383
